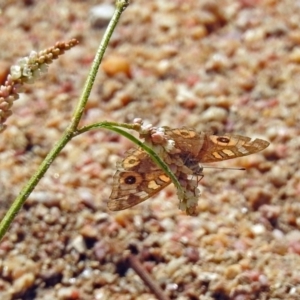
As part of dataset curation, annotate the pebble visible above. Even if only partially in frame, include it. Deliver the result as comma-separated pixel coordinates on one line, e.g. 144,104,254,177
57,287,79,300
164,257,187,276
201,106,228,122
89,4,115,28
101,55,131,77
251,224,266,236
70,235,87,254
224,264,242,280
185,247,200,263
269,165,288,187
29,191,61,207
12,273,35,295
80,224,98,239
288,48,300,63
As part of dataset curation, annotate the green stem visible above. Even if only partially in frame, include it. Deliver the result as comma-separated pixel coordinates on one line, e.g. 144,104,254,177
0,0,129,241
69,0,128,131
0,133,72,240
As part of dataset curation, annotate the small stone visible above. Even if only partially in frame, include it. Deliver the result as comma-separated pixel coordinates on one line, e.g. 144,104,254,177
89,4,115,28
101,55,131,77
80,224,98,239
29,191,61,207
165,257,187,276
190,25,207,39
12,273,35,294
251,224,266,236
70,235,87,254
185,247,200,263
94,241,110,261
224,264,242,279
201,106,227,122
57,287,79,300
269,165,289,187
243,28,265,44
206,53,230,71
289,48,300,63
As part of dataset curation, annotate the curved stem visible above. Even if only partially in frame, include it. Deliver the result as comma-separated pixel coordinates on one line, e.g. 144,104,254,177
76,122,184,195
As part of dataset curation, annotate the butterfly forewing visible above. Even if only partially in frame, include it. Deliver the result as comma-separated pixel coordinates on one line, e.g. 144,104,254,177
197,134,270,163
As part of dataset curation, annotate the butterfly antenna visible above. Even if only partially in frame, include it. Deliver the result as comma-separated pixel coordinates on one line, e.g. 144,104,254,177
203,166,246,171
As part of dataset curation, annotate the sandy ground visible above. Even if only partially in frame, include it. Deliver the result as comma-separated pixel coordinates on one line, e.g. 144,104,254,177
0,0,300,299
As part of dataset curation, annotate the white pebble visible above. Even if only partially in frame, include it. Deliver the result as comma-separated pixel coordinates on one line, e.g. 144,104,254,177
201,106,227,122
251,224,266,235
57,287,76,300
89,4,115,28
70,235,86,254
272,229,284,240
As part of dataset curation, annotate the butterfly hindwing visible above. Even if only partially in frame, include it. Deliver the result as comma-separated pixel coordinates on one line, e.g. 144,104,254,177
108,149,171,211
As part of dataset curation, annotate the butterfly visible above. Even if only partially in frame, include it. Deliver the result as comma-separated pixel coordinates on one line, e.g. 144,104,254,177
107,128,270,211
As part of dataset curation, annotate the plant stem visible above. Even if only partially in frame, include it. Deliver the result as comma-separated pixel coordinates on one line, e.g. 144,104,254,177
0,0,129,241
0,132,72,240
127,254,170,300
69,0,129,131
76,122,184,195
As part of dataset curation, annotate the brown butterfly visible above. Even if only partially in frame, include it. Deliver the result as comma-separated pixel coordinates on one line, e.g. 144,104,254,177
108,128,269,211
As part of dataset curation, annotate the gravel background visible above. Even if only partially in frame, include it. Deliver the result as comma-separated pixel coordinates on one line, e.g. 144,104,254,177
0,0,300,299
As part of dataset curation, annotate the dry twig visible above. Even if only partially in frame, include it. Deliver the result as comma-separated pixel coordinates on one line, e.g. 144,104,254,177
127,254,170,300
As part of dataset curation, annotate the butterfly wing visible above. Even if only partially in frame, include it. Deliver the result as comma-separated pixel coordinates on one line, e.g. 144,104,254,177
108,148,171,211
197,134,270,163
108,129,270,211
164,127,205,157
